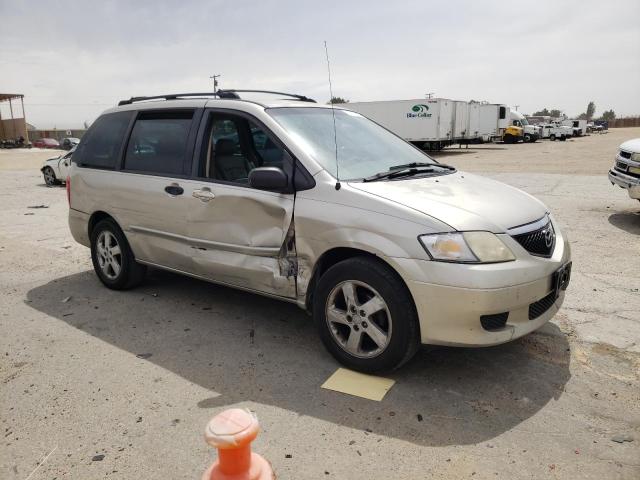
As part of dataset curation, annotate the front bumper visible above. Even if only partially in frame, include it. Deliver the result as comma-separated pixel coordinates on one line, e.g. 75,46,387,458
405,274,566,346
609,168,640,199
387,221,571,346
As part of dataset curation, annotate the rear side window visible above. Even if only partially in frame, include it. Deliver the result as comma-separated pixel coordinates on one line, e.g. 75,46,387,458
75,111,131,169
499,106,506,119
124,110,194,175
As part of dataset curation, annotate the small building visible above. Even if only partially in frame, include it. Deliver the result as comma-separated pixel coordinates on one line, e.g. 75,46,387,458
0,93,28,142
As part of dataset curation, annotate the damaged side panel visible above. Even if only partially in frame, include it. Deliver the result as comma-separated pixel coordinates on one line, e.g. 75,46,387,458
187,182,297,298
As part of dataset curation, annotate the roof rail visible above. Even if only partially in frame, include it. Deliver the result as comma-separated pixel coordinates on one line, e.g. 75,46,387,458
217,90,316,103
118,92,219,106
117,89,316,106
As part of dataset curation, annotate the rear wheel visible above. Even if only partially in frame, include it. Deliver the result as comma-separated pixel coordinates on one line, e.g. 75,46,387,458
43,167,58,186
90,218,146,290
313,257,420,373
550,134,556,141
504,134,514,144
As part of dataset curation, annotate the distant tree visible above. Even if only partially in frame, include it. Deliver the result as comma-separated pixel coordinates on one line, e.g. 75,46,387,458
549,109,563,118
577,112,588,120
586,101,596,121
328,97,349,104
600,109,616,121
532,108,551,116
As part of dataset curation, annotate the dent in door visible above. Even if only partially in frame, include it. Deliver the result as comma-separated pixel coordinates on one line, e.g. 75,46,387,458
189,189,297,297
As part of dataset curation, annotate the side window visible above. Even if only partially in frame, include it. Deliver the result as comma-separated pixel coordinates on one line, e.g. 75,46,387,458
499,106,506,119
200,113,286,185
124,110,194,175
75,111,131,169
251,127,284,167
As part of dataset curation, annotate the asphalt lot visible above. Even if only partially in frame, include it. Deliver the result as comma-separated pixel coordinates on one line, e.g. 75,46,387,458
1,129,639,479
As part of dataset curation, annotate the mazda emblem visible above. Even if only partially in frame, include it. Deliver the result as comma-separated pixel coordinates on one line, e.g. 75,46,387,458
543,228,554,248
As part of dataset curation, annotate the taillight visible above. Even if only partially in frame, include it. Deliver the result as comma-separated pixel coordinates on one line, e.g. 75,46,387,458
66,176,71,205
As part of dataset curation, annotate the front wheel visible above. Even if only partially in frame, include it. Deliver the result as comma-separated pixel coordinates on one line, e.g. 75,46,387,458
90,218,146,290
550,134,556,141
43,167,58,186
524,133,532,143
313,257,420,373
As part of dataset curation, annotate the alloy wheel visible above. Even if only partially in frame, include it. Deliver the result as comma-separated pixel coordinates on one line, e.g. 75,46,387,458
325,280,392,358
96,230,122,280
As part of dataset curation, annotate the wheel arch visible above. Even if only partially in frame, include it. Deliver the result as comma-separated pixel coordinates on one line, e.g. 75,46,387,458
303,247,415,314
88,211,120,238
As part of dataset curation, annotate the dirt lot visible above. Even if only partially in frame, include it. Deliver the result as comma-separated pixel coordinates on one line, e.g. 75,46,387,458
1,129,639,479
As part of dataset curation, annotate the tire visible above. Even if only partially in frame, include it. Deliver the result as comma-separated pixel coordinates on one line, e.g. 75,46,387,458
560,135,567,141
90,218,146,290
43,167,58,186
524,133,532,143
550,134,556,141
504,134,514,144
313,257,420,373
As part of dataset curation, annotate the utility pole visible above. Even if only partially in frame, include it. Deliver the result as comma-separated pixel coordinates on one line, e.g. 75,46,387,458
210,74,220,93
425,92,434,99
513,105,520,111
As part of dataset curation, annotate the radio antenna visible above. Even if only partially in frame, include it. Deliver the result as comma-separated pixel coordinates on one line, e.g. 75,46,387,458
324,40,340,190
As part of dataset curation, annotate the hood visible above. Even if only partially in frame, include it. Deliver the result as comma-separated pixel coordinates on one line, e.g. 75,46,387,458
349,171,547,232
620,138,640,153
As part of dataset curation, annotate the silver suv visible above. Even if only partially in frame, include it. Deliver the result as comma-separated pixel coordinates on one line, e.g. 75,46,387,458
68,90,571,372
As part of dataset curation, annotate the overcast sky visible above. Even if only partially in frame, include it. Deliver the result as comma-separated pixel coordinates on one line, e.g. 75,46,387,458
1,0,639,129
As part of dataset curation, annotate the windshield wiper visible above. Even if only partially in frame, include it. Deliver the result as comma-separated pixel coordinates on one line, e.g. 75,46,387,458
362,162,456,182
389,161,455,171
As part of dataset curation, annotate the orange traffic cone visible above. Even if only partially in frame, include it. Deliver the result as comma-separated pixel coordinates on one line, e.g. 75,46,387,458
201,408,274,480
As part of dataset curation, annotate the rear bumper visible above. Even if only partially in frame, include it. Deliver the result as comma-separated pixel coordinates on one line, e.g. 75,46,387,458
69,208,90,248
609,169,640,199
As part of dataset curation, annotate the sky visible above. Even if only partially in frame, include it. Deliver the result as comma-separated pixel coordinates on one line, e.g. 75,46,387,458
1,0,639,129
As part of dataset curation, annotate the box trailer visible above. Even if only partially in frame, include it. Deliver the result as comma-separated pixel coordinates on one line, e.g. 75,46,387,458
562,119,587,136
465,102,481,141
478,104,509,142
337,98,456,150
452,101,469,140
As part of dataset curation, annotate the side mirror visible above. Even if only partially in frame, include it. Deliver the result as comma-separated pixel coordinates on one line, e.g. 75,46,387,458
249,166,288,192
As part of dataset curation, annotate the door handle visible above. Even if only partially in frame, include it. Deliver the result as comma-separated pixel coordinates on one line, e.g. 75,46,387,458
192,188,215,202
164,184,184,196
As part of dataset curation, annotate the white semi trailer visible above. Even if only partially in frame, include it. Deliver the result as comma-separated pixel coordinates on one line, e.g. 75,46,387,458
337,98,480,150
478,103,509,142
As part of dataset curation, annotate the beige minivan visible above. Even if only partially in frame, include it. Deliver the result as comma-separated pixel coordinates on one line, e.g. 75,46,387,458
68,90,571,372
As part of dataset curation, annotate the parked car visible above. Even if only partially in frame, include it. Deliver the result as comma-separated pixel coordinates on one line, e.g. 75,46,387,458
61,137,80,150
67,90,572,372
41,146,75,186
608,138,640,202
33,138,60,149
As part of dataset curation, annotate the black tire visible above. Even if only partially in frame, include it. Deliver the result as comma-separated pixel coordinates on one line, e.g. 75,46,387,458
43,167,58,186
90,218,146,290
550,134,556,141
560,135,567,141
504,134,514,144
523,133,532,143
313,257,420,373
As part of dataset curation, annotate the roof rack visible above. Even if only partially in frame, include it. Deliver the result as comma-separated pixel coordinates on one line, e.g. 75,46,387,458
117,89,316,106
217,90,316,103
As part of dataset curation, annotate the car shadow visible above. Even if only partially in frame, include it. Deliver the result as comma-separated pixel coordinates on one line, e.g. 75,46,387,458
25,269,571,447
608,210,640,235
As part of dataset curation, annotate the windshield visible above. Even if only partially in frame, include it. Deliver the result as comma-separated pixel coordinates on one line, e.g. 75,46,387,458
268,107,443,180
520,117,529,126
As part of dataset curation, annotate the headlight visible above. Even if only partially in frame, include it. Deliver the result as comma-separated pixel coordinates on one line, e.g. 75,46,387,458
631,152,640,162
419,232,515,263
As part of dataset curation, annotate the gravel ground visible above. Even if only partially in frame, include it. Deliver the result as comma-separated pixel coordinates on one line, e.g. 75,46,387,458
1,129,639,479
